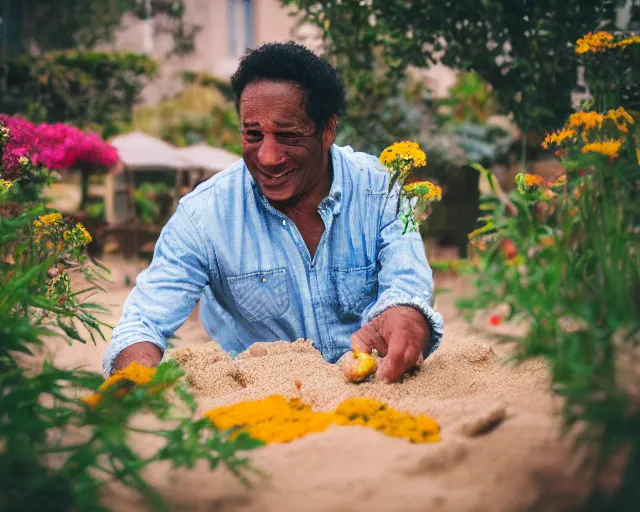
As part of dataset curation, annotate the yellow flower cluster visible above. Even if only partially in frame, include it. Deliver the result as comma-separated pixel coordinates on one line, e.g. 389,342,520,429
575,31,615,54
0,179,14,191
33,212,62,228
606,107,635,133
582,139,624,159
81,362,158,409
379,141,427,169
542,127,577,149
615,34,640,50
403,180,443,202
63,223,93,245
574,31,639,54
205,395,441,444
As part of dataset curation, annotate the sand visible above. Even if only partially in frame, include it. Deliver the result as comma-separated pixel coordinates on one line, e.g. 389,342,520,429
46,262,589,512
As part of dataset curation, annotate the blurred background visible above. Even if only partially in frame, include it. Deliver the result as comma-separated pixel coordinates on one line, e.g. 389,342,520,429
0,0,637,266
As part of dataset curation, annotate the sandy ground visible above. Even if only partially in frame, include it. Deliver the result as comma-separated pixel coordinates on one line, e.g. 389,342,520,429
44,257,589,512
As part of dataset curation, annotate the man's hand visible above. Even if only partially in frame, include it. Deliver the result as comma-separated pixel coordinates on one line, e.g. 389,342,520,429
351,306,431,383
112,342,163,373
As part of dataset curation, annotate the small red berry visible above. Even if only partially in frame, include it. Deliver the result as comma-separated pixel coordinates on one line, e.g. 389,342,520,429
489,315,502,326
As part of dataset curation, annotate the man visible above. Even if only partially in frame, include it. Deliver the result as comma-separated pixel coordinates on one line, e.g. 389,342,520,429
104,42,444,383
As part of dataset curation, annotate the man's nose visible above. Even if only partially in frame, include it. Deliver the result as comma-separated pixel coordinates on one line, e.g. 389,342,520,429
257,134,286,167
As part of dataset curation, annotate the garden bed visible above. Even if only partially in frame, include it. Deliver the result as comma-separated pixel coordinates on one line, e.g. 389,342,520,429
48,270,593,512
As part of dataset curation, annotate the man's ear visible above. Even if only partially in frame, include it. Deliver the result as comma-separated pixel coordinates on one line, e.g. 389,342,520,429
322,115,338,151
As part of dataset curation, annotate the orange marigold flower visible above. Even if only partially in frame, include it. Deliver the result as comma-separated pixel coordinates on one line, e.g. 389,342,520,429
575,31,615,54
524,174,545,188
547,174,567,188
568,111,605,131
606,107,635,133
81,393,102,410
542,128,576,149
581,139,623,159
540,236,555,248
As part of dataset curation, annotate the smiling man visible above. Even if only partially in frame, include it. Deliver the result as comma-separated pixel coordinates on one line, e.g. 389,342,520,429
103,42,444,383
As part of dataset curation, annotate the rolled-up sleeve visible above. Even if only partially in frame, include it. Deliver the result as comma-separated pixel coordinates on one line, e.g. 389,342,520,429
362,185,444,353
102,204,210,375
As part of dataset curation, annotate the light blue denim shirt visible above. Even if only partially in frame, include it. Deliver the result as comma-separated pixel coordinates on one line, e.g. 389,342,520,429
103,145,444,375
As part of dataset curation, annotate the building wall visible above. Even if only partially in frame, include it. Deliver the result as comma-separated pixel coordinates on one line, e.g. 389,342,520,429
110,0,454,106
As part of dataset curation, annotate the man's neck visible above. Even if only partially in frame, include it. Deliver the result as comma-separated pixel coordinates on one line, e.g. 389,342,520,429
271,155,333,222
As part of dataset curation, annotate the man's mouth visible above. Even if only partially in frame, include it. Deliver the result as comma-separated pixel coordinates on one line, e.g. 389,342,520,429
260,167,297,181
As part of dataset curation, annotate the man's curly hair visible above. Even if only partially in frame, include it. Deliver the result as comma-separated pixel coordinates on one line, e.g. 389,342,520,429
231,41,347,131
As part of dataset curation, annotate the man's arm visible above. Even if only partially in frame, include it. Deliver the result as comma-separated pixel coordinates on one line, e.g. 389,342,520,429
103,203,210,375
352,183,444,382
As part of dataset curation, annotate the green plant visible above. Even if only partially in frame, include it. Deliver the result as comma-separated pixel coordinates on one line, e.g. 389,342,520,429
283,0,621,137
134,182,173,226
459,31,640,509
0,119,261,511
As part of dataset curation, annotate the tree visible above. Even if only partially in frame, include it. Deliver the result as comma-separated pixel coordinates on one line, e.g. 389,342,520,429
283,0,621,140
0,0,199,56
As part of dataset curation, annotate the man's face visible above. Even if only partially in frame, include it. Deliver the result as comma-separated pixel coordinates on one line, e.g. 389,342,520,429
239,80,334,204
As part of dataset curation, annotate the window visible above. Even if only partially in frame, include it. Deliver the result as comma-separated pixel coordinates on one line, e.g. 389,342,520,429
228,0,253,57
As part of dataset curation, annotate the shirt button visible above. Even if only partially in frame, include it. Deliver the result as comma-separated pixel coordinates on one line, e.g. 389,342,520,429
261,276,268,283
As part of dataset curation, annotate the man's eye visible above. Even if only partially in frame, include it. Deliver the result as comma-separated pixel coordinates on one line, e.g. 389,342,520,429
243,131,262,141
276,133,303,144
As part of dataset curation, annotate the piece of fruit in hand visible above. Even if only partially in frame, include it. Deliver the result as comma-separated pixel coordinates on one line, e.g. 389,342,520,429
339,350,379,383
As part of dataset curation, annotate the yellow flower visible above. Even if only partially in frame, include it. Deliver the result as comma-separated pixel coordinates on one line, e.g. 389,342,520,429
581,139,623,159
575,31,615,54
568,111,605,131
542,127,576,149
403,180,442,201
379,141,427,169
74,223,93,244
540,236,555,248
205,395,440,444
613,34,640,50
0,179,14,191
37,213,63,226
524,174,545,188
606,107,635,133
99,361,156,392
636,148,640,165
547,174,567,188
81,393,102,409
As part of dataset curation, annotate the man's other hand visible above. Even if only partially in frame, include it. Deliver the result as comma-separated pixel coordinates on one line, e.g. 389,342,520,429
350,306,431,383
112,342,163,374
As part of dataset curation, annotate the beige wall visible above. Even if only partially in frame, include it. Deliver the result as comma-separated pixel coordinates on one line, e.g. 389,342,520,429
110,0,454,105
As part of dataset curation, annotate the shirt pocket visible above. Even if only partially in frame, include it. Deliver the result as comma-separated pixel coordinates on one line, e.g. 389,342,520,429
333,262,379,321
226,268,290,324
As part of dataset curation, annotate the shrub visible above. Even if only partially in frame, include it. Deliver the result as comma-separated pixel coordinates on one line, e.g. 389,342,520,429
0,116,261,511
460,31,640,509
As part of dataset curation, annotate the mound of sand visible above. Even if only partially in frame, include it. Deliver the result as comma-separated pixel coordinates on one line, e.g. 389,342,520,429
91,275,590,512
100,296,587,512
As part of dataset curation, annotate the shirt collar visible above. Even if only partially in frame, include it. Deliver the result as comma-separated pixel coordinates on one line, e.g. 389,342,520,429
249,144,343,217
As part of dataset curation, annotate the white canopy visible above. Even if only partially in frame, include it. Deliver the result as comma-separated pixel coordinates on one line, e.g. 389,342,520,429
178,142,240,173
109,131,190,170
